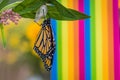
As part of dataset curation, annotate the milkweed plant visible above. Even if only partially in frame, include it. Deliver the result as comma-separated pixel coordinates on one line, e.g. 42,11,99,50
0,0,90,47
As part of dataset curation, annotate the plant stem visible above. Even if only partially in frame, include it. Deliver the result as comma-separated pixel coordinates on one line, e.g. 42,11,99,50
0,24,6,47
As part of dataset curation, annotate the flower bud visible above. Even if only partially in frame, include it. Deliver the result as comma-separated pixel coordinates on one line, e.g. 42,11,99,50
0,9,21,25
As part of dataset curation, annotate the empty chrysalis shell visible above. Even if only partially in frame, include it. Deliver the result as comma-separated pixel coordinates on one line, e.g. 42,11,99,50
34,5,48,22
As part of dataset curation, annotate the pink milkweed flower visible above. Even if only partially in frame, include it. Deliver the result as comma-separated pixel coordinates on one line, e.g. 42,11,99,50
0,9,21,25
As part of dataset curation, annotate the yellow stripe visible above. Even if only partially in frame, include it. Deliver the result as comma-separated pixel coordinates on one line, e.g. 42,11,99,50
95,0,102,80
61,1,68,80
62,21,68,80
68,0,74,80
102,0,109,80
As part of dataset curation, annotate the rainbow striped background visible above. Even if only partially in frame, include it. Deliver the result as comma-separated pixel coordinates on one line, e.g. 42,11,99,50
50,0,120,80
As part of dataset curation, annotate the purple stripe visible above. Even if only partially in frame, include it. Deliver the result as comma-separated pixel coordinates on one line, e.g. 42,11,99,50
79,0,85,80
118,8,120,79
113,0,120,80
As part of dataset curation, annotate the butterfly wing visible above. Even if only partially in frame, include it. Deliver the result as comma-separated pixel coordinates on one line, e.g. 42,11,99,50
34,19,55,71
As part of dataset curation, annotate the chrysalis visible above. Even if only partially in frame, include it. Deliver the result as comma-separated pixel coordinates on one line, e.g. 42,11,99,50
34,5,48,22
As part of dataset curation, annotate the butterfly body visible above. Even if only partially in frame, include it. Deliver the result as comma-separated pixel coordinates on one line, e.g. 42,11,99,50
34,19,55,71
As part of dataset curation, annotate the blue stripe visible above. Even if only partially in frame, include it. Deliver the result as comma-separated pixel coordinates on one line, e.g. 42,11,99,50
51,19,57,80
84,0,91,80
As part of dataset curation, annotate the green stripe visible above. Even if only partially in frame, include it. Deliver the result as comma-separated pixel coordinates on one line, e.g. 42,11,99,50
57,20,62,80
90,0,96,80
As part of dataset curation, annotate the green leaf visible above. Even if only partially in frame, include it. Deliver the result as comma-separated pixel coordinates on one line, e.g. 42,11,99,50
13,0,45,15
68,9,90,19
47,6,90,20
0,1,22,13
0,24,6,48
20,11,35,18
0,0,9,10
13,0,90,20
49,1,90,20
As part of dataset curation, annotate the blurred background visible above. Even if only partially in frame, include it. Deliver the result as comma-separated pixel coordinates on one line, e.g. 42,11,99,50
0,0,50,80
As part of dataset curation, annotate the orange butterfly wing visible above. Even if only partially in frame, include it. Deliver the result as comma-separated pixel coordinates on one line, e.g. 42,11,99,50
34,19,55,71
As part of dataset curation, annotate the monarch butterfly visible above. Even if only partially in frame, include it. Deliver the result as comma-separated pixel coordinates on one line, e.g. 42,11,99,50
33,18,55,71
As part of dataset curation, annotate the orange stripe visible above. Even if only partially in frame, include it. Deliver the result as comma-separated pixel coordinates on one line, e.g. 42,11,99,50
118,0,120,8
68,0,74,80
68,21,74,80
74,21,79,80
74,1,79,80
108,0,114,80
102,0,109,80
